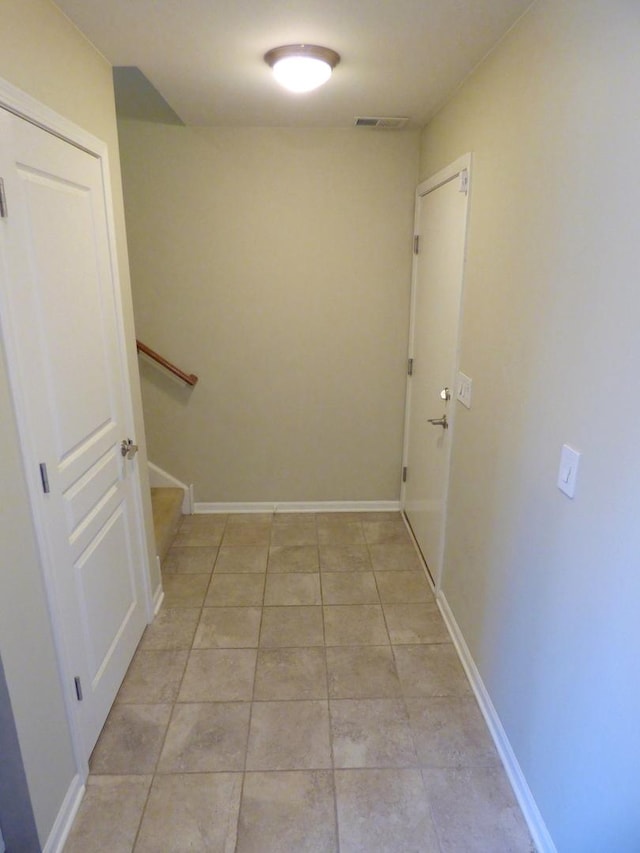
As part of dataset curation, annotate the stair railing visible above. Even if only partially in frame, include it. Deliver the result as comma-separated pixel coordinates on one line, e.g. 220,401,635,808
136,339,198,386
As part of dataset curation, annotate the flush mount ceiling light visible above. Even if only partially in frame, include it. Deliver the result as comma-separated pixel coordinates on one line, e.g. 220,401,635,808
264,44,340,93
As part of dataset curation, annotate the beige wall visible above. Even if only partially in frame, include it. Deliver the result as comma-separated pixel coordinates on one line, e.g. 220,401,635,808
420,1,640,848
0,0,156,844
118,123,419,503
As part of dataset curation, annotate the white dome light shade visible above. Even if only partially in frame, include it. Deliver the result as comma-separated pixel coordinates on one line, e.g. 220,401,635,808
273,56,331,93
265,45,340,94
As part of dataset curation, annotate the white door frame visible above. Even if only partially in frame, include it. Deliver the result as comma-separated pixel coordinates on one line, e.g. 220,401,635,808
0,75,153,777
401,153,472,593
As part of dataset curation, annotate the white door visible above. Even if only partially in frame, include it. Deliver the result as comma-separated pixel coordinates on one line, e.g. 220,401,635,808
0,108,148,761
403,158,470,586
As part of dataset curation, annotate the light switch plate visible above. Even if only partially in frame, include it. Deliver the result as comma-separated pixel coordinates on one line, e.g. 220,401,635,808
557,444,581,498
456,372,472,408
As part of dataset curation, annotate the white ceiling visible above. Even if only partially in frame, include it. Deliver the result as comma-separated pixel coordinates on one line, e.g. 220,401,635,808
54,0,533,128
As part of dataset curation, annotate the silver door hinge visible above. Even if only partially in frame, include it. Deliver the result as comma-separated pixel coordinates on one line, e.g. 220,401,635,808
407,358,414,376
459,169,469,195
39,463,50,494
413,235,420,255
0,178,7,218
74,677,83,701
402,466,408,483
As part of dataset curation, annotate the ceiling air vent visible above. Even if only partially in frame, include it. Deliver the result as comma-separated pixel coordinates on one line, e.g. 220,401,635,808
354,116,409,129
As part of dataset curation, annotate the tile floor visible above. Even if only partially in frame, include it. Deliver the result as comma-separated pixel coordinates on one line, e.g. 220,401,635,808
64,512,534,852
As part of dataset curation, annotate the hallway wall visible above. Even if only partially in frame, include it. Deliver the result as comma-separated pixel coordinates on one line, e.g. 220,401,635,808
118,123,419,503
420,1,640,849
0,0,157,844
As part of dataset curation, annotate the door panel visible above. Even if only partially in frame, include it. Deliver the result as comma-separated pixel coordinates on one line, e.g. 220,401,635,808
403,167,469,585
0,109,147,760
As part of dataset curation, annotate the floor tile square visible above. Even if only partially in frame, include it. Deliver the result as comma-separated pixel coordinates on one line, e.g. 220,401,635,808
227,513,273,525
422,766,535,852
89,704,171,774
270,522,318,546
317,518,365,545
268,545,319,573
326,646,401,699
330,699,417,768
406,696,500,768
264,573,321,605
214,545,268,573
134,773,242,852
205,573,265,606
237,771,337,853
157,702,250,772
162,546,217,574
362,519,411,545
384,602,450,644
193,607,262,648
246,700,331,770
321,571,379,604
323,605,389,645
375,570,433,603
394,644,472,697
319,545,372,572
254,647,327,700
335,768,440,852
161,574,210,608
259,606,324,647
173,515,226,547
62,775,151,853
178,649,256,701
221,522,272,546
138,608,200,651
117,650,187,704
272,512,316,525
368,544,424,572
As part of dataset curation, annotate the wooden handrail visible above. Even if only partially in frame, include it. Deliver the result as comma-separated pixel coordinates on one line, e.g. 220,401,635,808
136,339,198,386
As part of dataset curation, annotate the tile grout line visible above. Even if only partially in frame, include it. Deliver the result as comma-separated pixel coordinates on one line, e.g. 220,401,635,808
322,516,343,853
233,511,274,846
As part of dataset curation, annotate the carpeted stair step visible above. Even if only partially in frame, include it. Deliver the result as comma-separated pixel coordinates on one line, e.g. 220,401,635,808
151,487,184,565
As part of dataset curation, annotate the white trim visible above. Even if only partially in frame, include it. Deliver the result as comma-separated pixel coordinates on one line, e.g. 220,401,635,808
42,774,84,853
148,461,192,513
153,587,165,617
194,500,402,515
401,153,472,593
437,591,557,853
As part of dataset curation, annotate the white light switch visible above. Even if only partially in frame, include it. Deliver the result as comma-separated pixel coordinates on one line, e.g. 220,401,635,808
557,444,581,498
456,372,472,408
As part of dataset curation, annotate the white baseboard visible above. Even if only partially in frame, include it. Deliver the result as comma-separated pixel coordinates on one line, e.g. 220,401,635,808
193,500,402,514
148,462,192,513
437,591,556,853
42,773,85,853
152,583,165,617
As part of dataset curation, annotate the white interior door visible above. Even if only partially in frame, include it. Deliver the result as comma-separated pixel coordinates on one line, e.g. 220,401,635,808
0,108,148,762
403,159,470,586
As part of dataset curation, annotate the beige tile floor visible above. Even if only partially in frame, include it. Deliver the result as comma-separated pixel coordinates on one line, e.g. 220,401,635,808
64,512,534,853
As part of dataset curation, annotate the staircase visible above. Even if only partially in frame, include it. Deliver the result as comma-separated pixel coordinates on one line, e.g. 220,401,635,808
150,487,184,564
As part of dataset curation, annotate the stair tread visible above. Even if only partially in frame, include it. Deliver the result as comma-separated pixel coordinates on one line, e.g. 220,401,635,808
151,487,184,564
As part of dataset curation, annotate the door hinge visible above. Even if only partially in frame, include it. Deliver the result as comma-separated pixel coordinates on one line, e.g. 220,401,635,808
413,234,420,255
459,169,469,195
39,463,50,494
407,358,414,376
0,178,7,218
74,677,83,701
402,466,408,483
